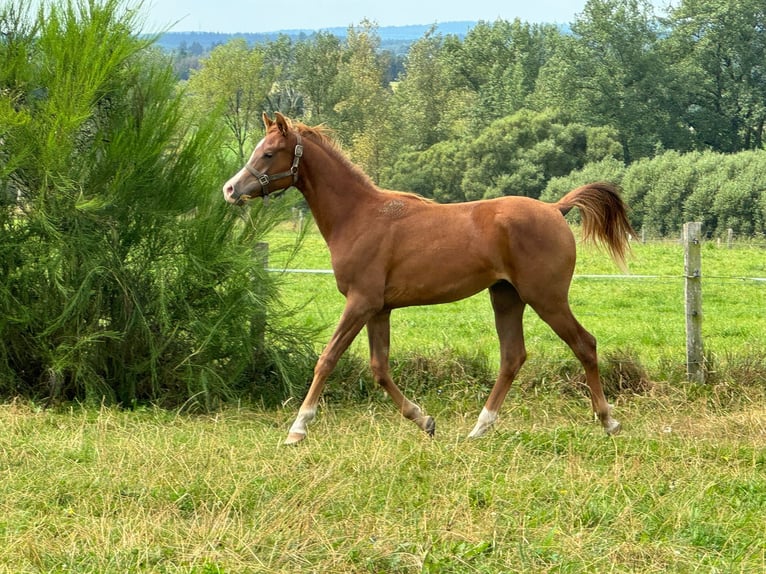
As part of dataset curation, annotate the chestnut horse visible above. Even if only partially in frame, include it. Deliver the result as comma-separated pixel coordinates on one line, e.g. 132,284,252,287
223,112,636,445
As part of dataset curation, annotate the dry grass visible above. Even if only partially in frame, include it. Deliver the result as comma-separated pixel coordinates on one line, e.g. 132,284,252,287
1,381,765,572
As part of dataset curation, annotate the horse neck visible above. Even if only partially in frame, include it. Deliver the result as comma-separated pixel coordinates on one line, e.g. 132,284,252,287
297,138,379,243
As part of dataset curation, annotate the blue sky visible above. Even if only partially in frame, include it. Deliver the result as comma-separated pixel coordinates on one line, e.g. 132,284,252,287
144,0,594,33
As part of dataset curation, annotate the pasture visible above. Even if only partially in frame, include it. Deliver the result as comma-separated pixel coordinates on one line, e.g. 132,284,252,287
1,218,765,573
267,219,765,371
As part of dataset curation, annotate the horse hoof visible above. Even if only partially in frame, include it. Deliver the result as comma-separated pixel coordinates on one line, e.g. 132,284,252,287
604,419,622,436
424,416,436,437
284,432,307,445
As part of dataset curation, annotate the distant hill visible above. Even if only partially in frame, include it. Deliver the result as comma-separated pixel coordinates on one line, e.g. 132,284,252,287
154,21,477,53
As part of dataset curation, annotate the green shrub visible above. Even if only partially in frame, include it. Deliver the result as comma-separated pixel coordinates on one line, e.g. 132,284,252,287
0,0,311,407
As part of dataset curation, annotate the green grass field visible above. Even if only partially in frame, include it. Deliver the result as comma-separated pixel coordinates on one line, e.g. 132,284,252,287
2,390,765,572
267,222,765,372
2,219,765,573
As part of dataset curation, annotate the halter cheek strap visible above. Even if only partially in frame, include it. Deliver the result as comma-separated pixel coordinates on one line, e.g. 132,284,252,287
231,134,303,203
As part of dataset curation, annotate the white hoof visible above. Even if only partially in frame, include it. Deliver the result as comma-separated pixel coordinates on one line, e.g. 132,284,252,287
603,418,621,435
284,432,307,445
468,408,497,438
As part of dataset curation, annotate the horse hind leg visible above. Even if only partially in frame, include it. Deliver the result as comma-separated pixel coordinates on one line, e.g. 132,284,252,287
531,300,621,435
368,311,435,437
469,281,527,438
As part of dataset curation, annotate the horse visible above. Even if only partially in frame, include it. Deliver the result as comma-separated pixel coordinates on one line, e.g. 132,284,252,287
223,112,636,445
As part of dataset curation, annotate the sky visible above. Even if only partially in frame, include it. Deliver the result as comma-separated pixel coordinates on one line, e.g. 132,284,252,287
143,0,592,33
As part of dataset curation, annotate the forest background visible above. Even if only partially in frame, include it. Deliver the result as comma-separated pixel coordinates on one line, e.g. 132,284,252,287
180,0,766,238
1,0,765,406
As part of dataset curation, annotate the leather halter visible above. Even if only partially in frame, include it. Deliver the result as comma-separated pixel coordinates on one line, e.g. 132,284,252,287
230,133,303,204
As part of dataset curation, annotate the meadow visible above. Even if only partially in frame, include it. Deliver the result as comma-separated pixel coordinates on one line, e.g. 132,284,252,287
267,219,765,372
1,218,765,573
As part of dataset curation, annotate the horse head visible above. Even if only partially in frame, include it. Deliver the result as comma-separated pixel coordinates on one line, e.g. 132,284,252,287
222,112,303,205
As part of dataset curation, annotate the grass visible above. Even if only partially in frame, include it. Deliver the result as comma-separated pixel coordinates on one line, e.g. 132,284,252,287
2,215,765,572
1,387,765,572
267,219,766,374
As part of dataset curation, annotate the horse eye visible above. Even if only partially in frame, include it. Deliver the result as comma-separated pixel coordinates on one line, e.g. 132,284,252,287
264,152,273,159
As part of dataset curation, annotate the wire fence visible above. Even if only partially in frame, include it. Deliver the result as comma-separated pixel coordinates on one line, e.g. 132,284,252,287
269,268,766,282
263,230,765,383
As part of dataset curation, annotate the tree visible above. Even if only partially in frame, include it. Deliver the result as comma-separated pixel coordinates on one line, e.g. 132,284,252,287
459,109,623,200
442,20,560,124
331,20,393,180
387,27,477,151
0,0,313,405
293,31,341,122
261,34,306,118
533,0,682,162
186,39,274,163
664,0,766,152
383,139,469,202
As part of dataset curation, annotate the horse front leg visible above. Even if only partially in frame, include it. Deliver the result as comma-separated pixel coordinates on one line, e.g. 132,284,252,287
367,310,435,436
285,298,375,445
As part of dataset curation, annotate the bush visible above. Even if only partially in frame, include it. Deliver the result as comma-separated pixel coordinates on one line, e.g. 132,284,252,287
0,0,311,407
460,109,622,201
555,149,766,238
711,152,766,236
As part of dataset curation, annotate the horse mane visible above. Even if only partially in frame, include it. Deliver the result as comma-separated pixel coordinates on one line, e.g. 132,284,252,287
291,121,375,187
290,120,433,204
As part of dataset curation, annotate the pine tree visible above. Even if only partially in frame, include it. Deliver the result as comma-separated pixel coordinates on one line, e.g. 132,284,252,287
0,0,313,407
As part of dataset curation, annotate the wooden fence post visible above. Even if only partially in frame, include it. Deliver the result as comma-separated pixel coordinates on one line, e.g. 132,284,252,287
683,222,705,384
254,241,269,269
252,242,269,352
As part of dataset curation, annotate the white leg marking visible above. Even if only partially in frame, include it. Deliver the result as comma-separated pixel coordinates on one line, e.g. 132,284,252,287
288,407,316,437
600,404,621,435
468,407,498,438
603,416,621,435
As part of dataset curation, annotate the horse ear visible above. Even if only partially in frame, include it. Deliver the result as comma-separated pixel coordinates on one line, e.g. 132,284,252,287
262,112,273,129
274,111,290,136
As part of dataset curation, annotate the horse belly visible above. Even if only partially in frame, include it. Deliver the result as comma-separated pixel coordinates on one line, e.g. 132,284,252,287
383,257,498,308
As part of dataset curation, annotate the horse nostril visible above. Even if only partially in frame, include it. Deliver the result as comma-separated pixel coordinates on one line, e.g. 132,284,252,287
223,183,239,203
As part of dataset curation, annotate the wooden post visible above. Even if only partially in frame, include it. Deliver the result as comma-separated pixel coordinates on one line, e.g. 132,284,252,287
727,228,734,249
683,222,705,384
252,242,269,352
254,241,269,268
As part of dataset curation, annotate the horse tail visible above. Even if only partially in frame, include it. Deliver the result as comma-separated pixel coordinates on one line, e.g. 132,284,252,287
555,182,636,271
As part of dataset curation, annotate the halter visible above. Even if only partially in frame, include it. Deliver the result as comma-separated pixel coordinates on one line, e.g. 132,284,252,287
231,133,303,203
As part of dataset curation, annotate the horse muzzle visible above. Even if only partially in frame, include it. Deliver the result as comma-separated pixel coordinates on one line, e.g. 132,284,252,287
223,177,265,205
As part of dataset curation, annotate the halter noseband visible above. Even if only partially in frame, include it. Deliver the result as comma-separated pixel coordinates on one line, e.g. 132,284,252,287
232,133,303,203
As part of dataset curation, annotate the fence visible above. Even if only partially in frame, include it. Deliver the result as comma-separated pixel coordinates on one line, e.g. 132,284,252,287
260,224,766,383
684,222,704,384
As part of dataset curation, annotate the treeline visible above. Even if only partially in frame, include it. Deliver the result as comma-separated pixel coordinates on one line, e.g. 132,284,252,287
184,0,766,237
159,21,477,73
